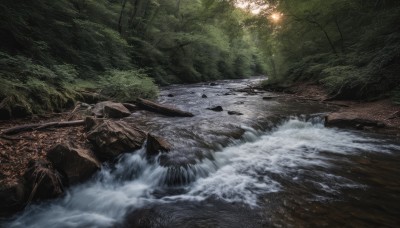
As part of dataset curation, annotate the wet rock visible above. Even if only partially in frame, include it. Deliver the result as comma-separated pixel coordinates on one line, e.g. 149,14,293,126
227,111,243,116
207,106,223,112
167,94,174,97
0,179,26,217
209,82,218,86
224,92,236,96
23,160,64,201
262,96,278,100
325,113,386,129
202,94,208,98
47,143,101,185
146,133,172,156
87,120,147,160
91,101,131,118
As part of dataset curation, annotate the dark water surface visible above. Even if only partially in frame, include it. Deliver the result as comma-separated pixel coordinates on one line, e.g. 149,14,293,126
3,78,400,227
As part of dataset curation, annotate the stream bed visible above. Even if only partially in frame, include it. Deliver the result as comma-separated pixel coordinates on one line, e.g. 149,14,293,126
3,78,400,227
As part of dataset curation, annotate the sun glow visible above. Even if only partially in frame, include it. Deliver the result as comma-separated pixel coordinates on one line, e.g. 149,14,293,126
235,1,268,15
270,12,282,23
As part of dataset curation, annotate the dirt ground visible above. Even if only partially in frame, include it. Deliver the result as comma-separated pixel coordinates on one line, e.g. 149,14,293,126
0,113,87,186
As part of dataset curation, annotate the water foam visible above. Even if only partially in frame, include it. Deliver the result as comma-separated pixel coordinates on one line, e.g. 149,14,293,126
6,118,399,227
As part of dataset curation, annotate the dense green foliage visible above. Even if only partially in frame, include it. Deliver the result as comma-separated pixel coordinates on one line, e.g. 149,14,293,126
261,0,400,101
2,0,399,117
0,0,267,117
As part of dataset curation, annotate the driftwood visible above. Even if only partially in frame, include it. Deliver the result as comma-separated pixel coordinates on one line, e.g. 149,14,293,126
135,98,194,117
1,120,84,135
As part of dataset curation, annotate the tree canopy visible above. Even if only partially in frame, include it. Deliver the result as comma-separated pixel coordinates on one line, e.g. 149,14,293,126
0,0,399,117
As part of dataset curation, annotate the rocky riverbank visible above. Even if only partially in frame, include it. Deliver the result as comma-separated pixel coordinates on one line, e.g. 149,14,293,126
264,82,400,135
1,81,399,218
0,100,180,217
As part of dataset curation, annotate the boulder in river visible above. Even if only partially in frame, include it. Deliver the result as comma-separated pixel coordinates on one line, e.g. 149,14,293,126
47,143,101,185
23,160,64,201
207,106,223,112
227,111,243,116
87,120,147,160
325,113,386,129
146,133,172,156
262,96,278,100
0,179,26,217
91,101,131,118
202,94,208,98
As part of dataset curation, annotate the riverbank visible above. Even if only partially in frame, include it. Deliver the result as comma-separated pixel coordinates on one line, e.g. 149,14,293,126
1,79,399,218
2,78,400,227
267,82,400,132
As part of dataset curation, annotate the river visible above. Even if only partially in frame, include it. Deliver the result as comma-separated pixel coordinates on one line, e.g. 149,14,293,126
3,78,400,227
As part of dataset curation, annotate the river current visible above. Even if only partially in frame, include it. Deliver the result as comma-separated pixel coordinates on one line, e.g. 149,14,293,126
3,78,400,227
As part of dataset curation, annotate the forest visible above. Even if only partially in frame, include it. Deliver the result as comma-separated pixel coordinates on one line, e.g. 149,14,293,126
0,0,399,118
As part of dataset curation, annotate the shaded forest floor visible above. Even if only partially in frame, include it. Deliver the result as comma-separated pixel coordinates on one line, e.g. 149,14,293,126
0,113,87,186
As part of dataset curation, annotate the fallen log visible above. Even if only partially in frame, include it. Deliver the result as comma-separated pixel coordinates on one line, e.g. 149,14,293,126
135,98,194,117
1,120,84,135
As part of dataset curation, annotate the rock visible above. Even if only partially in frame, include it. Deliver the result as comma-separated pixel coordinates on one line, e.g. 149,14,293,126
103,102,131,118
207,106,223,112
167,94,174,97
47,143,101,185
202,94,208,98
87,120,147,160
227,111,243,116
262,96,278,100
91,101,131,118
91,101,107,117
325,113,386,129
23,160,64,201
123,103,139,112
224,92,236,96
209,82,218,86
84,116,101,132
0,179,26,217
146,133,172,156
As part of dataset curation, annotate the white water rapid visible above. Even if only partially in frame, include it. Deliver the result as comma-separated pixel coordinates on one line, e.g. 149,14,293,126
6,117,399,228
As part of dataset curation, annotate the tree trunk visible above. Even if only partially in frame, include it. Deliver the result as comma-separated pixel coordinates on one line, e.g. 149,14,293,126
135,98,194,117
307,17,337,54
334,17,345,53
1,120,85,135
118,0,128,34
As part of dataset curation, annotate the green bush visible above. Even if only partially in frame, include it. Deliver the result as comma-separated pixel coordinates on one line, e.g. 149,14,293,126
99,69,158,102
0,52,78,116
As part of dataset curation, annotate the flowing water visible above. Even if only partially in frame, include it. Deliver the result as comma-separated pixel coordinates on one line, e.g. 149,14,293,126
3,78,400,227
